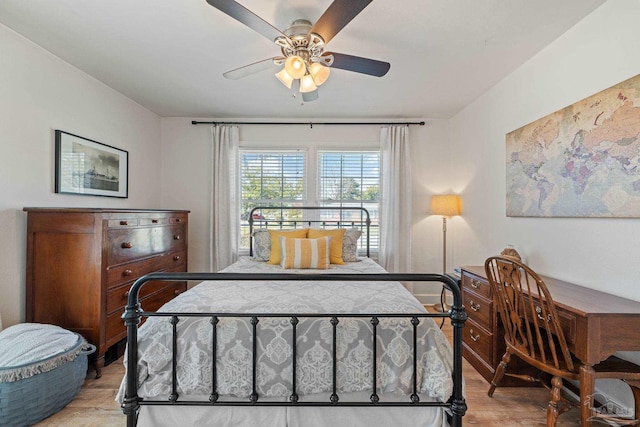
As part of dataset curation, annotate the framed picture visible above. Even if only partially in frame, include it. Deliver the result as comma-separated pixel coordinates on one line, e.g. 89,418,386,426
55,130,128,198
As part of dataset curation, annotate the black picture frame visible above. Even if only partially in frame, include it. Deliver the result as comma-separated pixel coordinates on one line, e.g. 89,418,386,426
55,130,129,198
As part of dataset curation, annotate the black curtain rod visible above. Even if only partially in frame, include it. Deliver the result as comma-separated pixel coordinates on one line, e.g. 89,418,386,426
191,120,425,128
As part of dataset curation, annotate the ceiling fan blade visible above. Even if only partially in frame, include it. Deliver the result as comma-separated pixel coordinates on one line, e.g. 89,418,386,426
328,52,390,77
205,0,285,42
223,57,282,80
310,0,373,44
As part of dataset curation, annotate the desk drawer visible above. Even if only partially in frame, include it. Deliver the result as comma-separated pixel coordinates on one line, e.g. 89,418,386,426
520,296,577,346
463,289,492,330
463,317,493,364
107,225,186,266
462,272,491,299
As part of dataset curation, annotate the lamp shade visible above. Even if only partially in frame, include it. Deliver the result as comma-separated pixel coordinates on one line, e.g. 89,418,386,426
275,68,294,89
299,74,318,93
431,194,461,216
284,55,306,79
309,62,330,86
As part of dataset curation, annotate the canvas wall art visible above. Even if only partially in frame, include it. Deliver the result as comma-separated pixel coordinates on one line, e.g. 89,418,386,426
506,74,640,217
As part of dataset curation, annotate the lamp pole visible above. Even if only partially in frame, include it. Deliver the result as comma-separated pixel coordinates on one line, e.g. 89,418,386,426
430,193,461,313
434,215,450,312
442,216,448,274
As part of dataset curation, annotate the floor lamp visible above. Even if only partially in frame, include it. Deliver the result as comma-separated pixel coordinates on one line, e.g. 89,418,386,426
431,194,462,312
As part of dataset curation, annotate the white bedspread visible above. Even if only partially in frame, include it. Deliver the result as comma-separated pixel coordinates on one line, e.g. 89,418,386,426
117,257,454,404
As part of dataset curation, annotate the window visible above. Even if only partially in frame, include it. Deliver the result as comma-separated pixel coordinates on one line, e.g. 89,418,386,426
240,151,305,248
317,151,380,250
240,147,380,253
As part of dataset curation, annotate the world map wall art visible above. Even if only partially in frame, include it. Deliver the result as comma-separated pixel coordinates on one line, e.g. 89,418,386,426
506,74,640,218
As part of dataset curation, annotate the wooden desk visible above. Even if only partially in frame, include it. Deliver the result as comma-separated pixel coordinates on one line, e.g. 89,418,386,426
461,266,640,426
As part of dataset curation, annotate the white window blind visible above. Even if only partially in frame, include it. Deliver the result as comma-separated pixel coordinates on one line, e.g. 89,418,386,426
240,151,305,248
318,151,380,250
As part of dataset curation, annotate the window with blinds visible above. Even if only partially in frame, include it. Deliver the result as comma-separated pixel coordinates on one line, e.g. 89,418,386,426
318,151,380,250
240,151,305,248
239,148,380,253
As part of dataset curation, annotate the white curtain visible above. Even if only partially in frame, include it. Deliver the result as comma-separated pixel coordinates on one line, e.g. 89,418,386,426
210,125,240,272
379,125,413,277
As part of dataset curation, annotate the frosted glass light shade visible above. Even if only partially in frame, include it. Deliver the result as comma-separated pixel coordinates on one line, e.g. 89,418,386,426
431,194,462,216
302,89,319,102
299,74,318,93
309,62,330,86
284,56,306,79
275,68,294,89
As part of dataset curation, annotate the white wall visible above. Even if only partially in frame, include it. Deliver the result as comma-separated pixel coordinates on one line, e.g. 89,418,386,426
450,0,640,409
0,24,163,327
160,118,452,302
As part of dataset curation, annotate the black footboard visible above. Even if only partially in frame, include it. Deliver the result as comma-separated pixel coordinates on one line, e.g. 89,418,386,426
121,273,467,427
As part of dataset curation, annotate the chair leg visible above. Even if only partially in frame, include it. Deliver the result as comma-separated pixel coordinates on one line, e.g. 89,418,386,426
488,349,512,397
547,375,564,427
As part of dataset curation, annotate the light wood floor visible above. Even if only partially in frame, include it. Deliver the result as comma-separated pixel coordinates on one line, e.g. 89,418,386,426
34,317,583,427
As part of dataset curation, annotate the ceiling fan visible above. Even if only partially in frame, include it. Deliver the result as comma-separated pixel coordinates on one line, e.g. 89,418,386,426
205,0,390,102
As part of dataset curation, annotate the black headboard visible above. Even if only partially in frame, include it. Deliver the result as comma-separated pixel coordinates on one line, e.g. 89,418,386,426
248,206,371,258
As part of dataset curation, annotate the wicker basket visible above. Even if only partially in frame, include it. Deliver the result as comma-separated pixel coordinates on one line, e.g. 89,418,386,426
0,333,95,427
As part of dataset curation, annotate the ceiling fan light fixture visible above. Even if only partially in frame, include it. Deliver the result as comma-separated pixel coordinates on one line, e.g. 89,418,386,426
284,55,306,79
299,74,318,93
309,62,330,86
275,68,294,89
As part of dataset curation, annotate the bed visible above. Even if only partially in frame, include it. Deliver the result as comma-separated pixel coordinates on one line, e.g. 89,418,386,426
118,207,467,427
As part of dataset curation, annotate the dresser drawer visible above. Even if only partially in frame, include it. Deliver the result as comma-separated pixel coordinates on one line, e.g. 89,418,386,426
167,250,187,267
462,272,491,299
105,283,186,346
139,217,169,226
463,317,493,364
463,289,493,330
107,280,169,314
107,263,187,313
107,218,139,228
107,225,186,266
106,255,165,288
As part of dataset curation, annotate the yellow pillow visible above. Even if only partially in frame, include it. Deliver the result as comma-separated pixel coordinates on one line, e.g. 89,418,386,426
280,236,331,269
307,228,346,264
267,229,308,264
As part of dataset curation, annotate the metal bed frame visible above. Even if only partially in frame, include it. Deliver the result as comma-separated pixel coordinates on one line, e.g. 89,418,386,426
248,206,372,257
121,207,467,426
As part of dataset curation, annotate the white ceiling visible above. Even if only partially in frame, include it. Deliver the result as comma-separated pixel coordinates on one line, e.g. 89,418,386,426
0,0,605,119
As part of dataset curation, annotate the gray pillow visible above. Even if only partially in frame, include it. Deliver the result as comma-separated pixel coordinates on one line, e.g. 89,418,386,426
252,229,271,261
342,228,362,262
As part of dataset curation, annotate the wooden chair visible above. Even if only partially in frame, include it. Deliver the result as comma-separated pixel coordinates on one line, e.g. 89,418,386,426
484,256,640,426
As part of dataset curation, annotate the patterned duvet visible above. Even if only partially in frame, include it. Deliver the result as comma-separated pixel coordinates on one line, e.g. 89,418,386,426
117,257,454,403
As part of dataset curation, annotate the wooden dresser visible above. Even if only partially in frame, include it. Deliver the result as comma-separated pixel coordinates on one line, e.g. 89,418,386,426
24,208,189,377
460,266,537,386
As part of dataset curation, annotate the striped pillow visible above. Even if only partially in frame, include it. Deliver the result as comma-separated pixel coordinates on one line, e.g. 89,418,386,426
280,236,332,269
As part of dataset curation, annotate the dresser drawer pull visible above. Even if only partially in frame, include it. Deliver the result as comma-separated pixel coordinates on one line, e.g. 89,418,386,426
121,242,133,249
120,220,128,226
174,289,182,296
469,329,480,342
175,218,182,223
122,269,133,277
470,279,481,289
152,219,159,223
173,255,181,261
173,235,180,240
124,290,130,298
469,300,481,312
